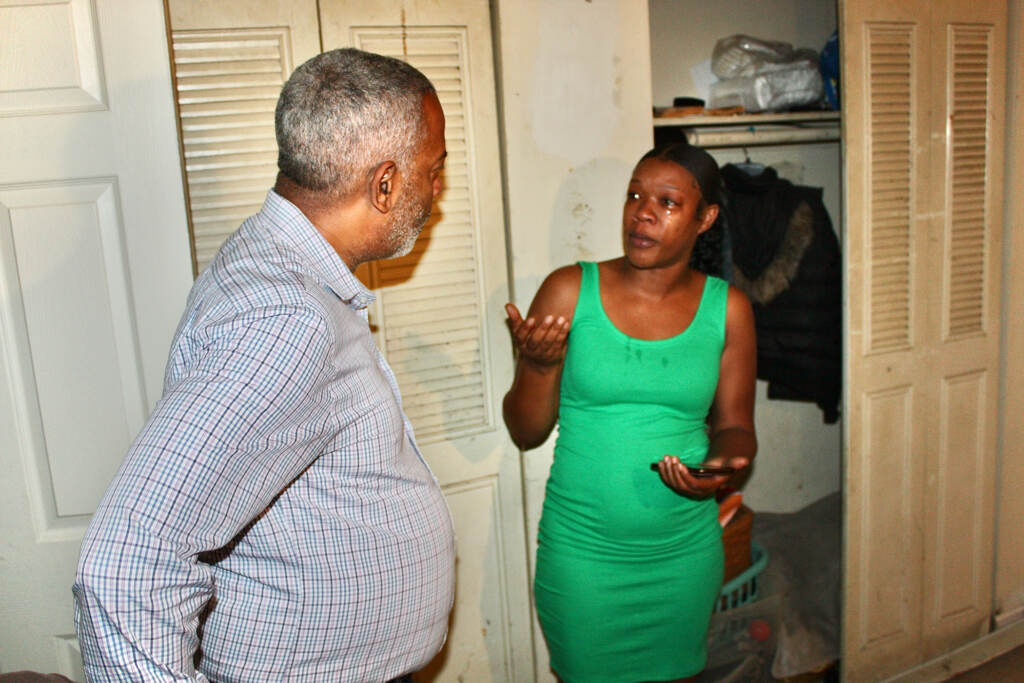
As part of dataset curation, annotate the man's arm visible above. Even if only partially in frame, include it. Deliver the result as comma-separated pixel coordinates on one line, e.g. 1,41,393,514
74,306,338,681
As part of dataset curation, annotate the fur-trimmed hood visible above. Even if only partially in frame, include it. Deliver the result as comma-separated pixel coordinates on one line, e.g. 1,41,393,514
731,200,814,304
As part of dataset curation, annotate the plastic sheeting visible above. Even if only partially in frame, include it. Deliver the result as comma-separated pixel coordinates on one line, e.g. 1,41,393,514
707,34,825,112
753,492,841,678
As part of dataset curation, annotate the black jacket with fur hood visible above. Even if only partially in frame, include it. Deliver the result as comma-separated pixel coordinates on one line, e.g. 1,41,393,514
720,163,842,423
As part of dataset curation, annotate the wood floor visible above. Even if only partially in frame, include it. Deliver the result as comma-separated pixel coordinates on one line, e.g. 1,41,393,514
951,643,1024,681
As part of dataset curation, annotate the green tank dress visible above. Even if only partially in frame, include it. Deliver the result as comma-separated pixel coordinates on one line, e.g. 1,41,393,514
535,261,728,682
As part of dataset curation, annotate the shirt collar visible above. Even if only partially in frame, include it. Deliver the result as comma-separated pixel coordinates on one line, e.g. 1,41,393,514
259,189,376,310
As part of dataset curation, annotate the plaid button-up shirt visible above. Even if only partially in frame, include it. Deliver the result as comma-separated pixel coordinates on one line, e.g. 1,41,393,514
74,190,455,682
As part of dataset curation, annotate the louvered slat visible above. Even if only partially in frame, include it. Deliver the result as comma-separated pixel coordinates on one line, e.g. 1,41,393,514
866,24,915,352
946,25,991,338
356,28,490,440
171,29,291,273
389,349,482,376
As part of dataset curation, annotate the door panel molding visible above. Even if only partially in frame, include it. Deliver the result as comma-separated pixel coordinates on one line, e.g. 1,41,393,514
857,385,918,648
0,179,148,539
0,0,107,116
933,371,987,621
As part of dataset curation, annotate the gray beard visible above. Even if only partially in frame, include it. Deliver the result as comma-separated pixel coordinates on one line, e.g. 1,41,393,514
386,193,431,258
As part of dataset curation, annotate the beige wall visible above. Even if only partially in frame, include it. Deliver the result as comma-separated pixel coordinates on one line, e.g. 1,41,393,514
490,1,654,678
649,0,842,513
996,0,1024,623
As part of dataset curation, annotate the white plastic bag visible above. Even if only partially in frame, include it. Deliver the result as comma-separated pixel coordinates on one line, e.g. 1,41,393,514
708,68,823,113
712,34,818,79
708,34,824,112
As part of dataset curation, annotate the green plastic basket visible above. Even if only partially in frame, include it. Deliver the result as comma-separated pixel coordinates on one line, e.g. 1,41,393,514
714,542,768,613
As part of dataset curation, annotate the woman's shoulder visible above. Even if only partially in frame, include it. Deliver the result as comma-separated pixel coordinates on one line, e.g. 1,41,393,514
697,274,742,303
722,280,751,306
549,261,585,281
529,263,584,318
723,281,755,331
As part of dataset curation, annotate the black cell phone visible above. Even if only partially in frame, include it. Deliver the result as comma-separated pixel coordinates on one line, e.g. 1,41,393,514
687,465,736,478
649,462,735,477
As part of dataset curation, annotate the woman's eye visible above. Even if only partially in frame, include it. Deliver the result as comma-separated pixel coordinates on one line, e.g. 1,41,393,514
627,191,640,201
662,198,677,208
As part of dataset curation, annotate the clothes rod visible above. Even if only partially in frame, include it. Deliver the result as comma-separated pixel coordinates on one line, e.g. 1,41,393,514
685,126,839,147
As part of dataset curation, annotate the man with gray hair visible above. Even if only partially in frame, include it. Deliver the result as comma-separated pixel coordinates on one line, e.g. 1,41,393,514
73,48,453,683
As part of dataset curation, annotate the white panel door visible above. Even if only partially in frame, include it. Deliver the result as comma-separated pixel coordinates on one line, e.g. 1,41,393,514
0,0,194,676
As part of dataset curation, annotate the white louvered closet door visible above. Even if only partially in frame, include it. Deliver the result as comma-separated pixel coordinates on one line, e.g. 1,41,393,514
166,2,322,274
318,4,533,681
840,0,1007,679
166,2,533,681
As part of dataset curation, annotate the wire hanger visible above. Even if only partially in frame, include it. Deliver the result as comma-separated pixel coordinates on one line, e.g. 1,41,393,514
734,146,764,175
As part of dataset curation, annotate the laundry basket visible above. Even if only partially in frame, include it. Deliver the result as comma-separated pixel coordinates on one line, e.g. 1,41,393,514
714,542,768,613
721,503,754,582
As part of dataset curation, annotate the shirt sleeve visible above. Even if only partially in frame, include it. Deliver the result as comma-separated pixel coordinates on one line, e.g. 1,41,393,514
73,306,340,681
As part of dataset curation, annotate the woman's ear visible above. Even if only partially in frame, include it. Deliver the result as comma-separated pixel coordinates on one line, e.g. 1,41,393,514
697,203,720,235
370,161,397,212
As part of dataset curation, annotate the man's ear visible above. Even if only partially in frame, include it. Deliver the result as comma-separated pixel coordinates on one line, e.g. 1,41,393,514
370,161,397,213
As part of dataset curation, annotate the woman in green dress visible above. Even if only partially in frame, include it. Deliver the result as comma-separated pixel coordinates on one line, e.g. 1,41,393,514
503,143,758,682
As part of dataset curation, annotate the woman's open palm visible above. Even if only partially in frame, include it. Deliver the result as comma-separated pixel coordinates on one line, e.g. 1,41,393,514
505,303,570,368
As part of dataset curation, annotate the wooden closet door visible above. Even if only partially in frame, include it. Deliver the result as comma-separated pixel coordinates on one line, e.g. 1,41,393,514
840,0,1007,679
920,0,1006,660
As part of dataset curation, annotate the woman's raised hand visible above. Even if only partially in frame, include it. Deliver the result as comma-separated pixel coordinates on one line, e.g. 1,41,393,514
505,303,570,368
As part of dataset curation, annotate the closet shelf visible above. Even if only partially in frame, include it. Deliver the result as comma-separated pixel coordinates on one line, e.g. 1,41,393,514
652,111,840,148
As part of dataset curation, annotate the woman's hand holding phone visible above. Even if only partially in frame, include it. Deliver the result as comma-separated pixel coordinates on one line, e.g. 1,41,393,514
650,462,735,477
650,456,739,498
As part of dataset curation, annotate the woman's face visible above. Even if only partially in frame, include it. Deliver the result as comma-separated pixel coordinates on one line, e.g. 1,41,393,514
621,158,718,269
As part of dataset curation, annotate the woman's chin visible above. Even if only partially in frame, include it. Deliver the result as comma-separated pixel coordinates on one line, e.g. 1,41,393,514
624,251,661,269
